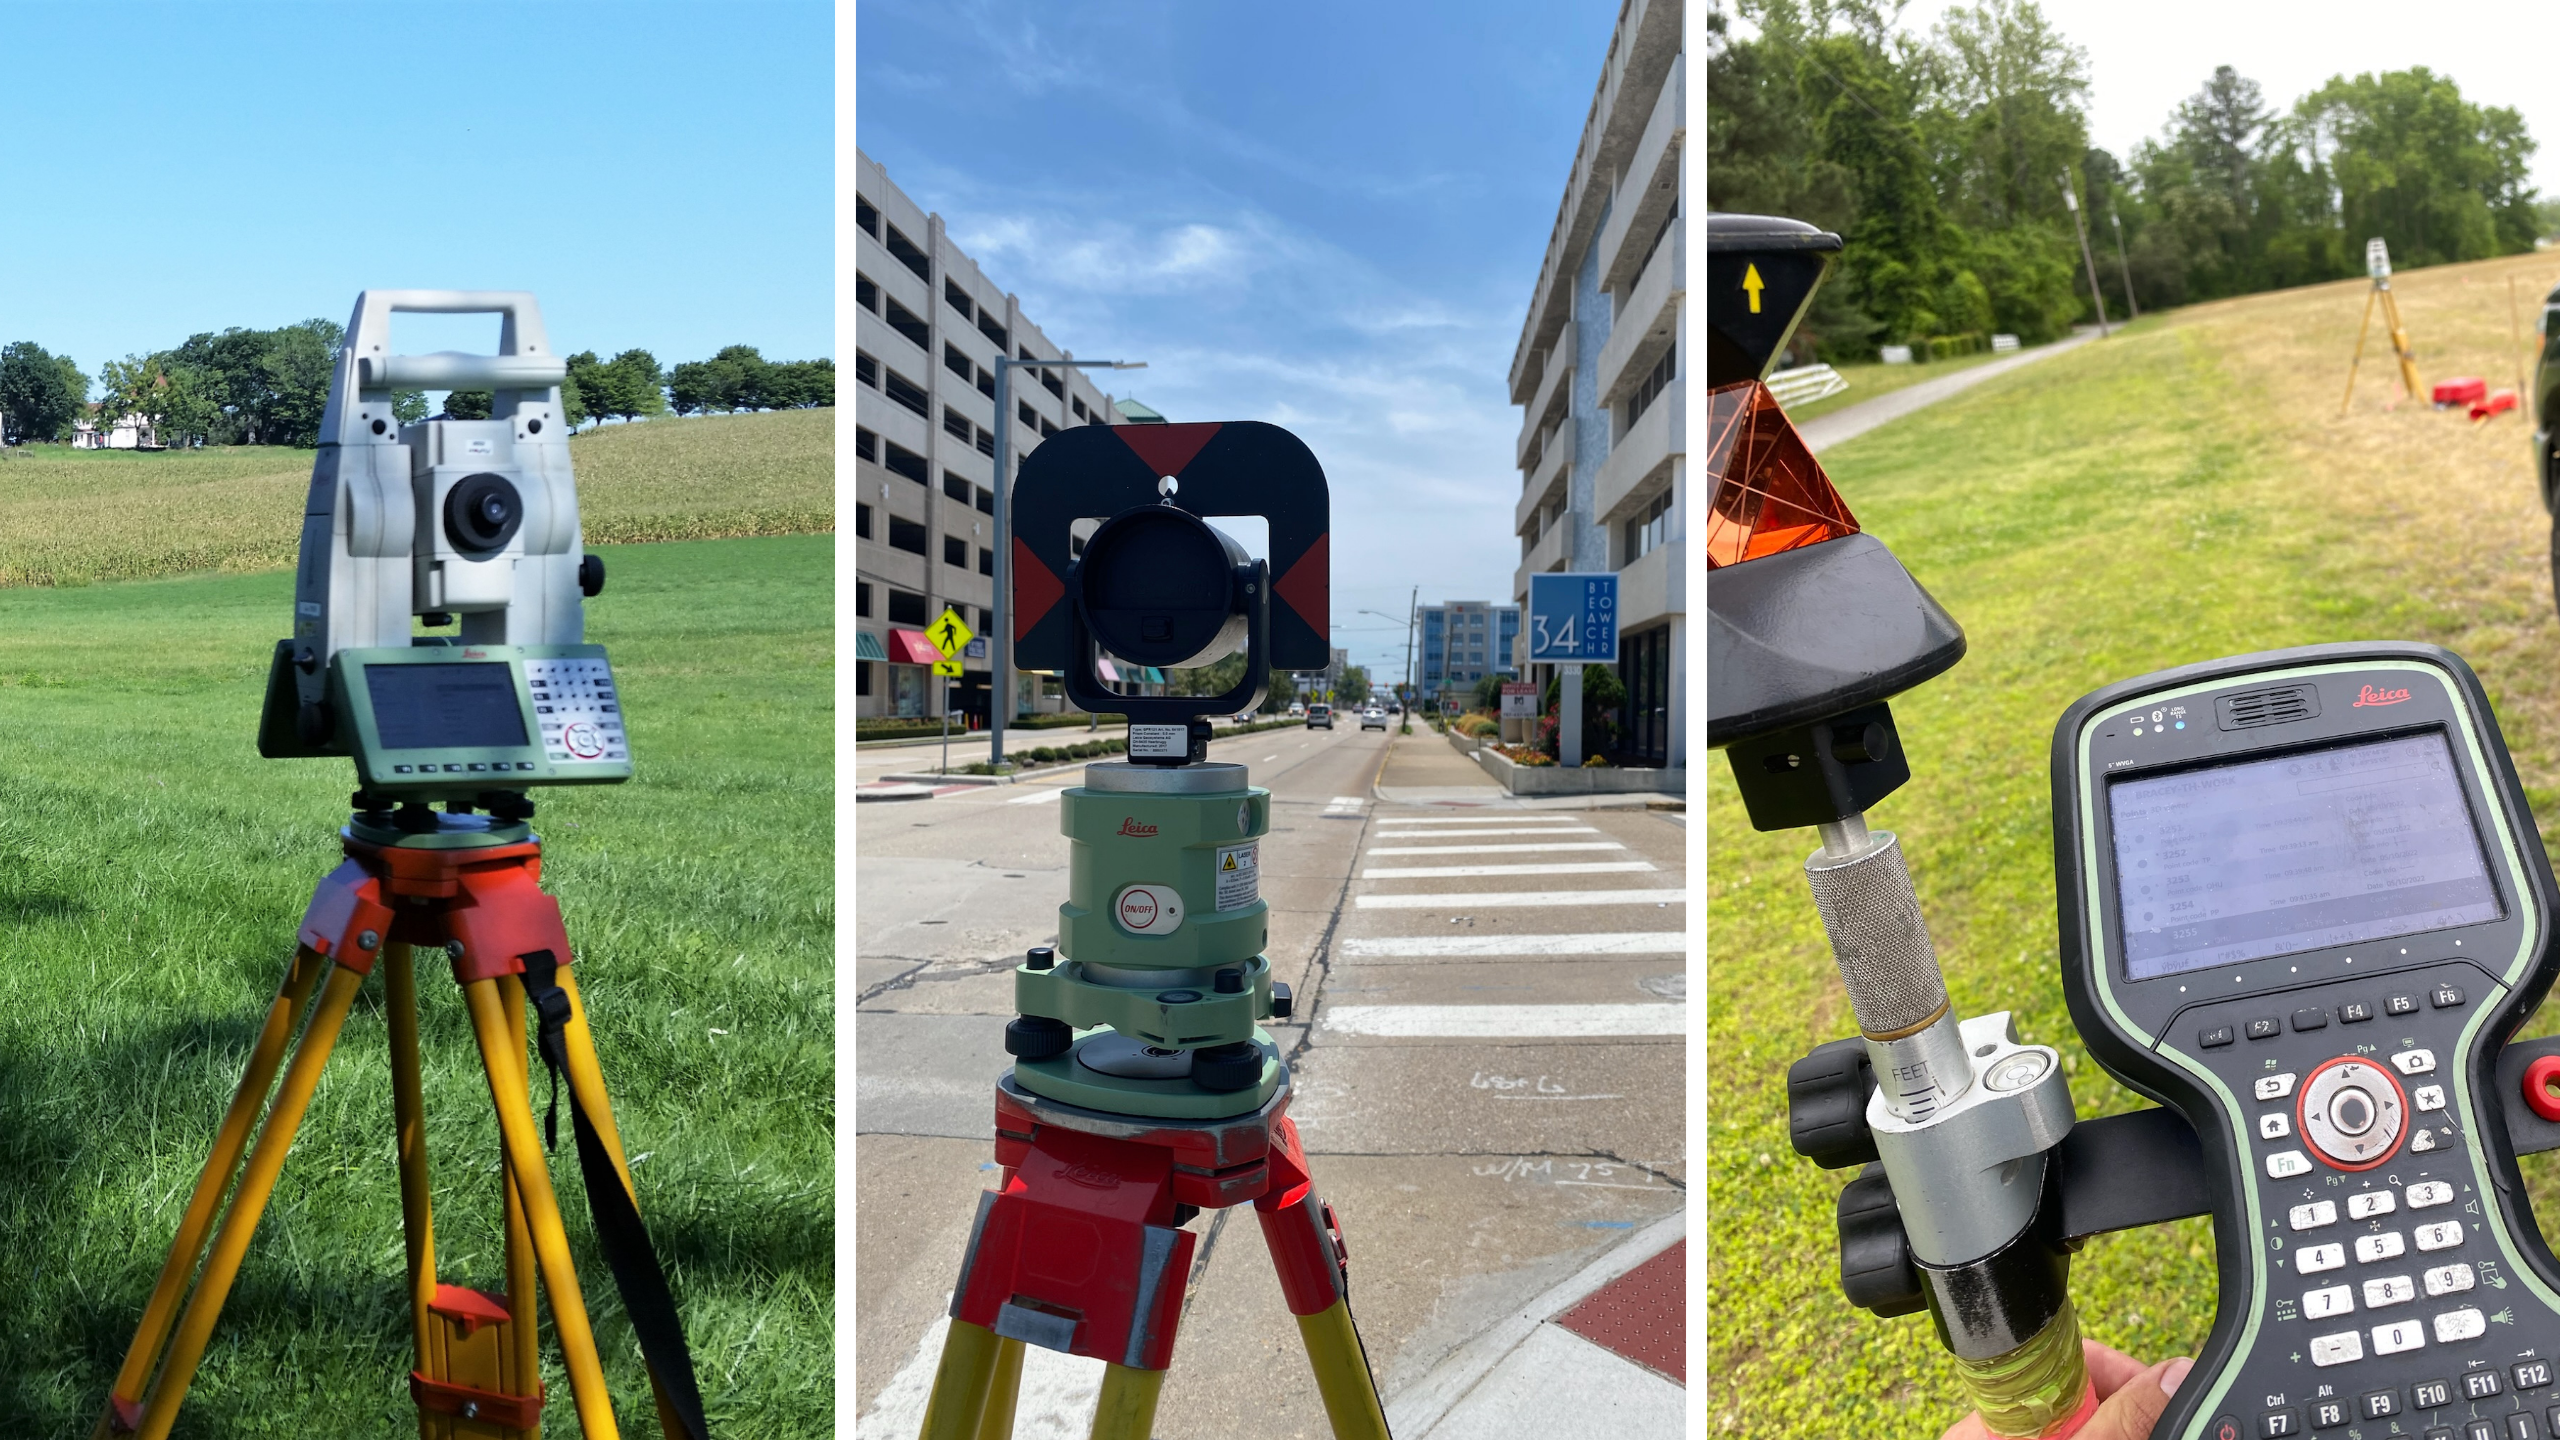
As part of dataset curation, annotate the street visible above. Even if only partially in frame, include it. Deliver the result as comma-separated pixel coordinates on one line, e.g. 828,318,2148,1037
853,722,1686,1437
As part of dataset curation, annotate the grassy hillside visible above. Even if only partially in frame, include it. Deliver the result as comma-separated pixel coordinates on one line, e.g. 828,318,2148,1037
0,407,833,587
1708,251,2560,1437
0,535,832,1434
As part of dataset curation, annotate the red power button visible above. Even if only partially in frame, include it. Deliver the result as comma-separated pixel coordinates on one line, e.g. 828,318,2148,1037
2525,1054,2560,1122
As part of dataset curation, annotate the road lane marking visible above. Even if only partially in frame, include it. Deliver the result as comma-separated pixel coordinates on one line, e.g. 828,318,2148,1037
1263,754,1281,762
1319,1003,1683,1037
1364,841,1626,856
1360,860,1654,880
1340,933,1683,957
1373,826,1600,838
1357,888,1685,910
1369,815,1582,826
1005,786,1068,804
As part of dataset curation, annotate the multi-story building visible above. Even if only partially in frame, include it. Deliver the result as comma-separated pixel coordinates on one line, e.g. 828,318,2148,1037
1508,0,1684,772
1419,601,1521,711
853,147,1129,721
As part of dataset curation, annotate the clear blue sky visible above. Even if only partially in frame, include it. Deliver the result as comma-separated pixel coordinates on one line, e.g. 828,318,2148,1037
855,0,1619,685
0,2,831,378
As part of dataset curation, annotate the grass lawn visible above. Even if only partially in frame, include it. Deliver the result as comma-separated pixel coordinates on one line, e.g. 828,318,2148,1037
0,407,834,586
1708,251,2560,1437
0,534,832,1436
1776,348,2011,424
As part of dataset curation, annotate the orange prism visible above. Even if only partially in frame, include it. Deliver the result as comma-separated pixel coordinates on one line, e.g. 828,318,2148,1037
1704,379,1859,569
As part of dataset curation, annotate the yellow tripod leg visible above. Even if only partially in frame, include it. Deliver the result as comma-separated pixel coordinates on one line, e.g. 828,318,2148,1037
2340,286,2377,414
386,943,441,1371
1087,1364,1164,1440
1294,1300,1391,1440
542,967,690,1436
127,960,368,1440
974,1337,1025,1440
499,978,544,1406
96,945,326,1437
463,976,621,1440
919,1318,1003,1440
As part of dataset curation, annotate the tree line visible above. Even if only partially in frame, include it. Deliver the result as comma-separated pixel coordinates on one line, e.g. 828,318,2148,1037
1706,0,2545,360
0,325,832,448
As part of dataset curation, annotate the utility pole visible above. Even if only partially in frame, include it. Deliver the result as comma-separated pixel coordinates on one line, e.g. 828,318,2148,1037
2060,170,2110,338
2109,205,2140,320
1402,587,1417,731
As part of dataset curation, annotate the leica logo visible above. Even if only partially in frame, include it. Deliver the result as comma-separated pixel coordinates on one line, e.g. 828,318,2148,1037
1118,817,1158,837
1056,1162,1121,1189
2352,684,2411,708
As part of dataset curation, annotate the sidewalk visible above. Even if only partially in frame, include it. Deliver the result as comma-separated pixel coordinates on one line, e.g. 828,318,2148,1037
1387,1211,1686,1438
1377,728,1683,811
1799,327,2101,454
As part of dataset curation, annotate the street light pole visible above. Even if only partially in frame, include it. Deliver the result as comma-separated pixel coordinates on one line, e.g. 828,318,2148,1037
989,353,1146,769
2059,169,2111,338
2108,205,2140,321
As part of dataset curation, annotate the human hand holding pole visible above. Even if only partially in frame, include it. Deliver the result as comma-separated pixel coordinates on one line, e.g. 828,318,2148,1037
1939,1343,2193,1440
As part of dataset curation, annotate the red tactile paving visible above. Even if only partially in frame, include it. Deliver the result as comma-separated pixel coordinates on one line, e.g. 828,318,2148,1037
1555,1238,1685,1384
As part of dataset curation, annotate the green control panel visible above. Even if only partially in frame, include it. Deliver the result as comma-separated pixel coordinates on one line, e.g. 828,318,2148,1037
325,643,632,794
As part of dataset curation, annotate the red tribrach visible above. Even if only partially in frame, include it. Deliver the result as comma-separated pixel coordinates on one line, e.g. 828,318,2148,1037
1705,379,1858,569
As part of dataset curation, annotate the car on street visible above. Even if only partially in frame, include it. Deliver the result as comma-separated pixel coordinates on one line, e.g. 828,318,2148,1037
1306,703,1333,730
1288,701,1306,717
1359,707,1387,730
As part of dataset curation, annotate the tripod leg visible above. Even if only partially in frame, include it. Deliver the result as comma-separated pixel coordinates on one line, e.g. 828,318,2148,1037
1294,1302,1391,1440
2341,286,2377,415
974,1337,1025,1440
97,945,327,1435
1087,1364,1164,1440
544,965,692,1436
462,975,622,1439
124,960,370,1440
919,1317,1003,1440
1256,1119,1389,1440
499,978,543,1398
386,942,440,1367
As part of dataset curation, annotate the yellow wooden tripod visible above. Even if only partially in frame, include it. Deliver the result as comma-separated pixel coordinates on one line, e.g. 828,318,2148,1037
94,833,699,1439
2342,236,2426,413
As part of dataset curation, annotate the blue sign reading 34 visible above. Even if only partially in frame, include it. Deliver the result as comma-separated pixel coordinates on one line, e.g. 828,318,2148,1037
1526,572,1618,664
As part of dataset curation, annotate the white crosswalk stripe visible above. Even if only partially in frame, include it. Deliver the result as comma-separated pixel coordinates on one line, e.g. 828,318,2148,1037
1322,1004,1683,1038
1365,841,1626,856
1363,814,1579,826
1342,932,1682,958
1372,825,1601,838
1356,887,1685,910
1360,860,1654,880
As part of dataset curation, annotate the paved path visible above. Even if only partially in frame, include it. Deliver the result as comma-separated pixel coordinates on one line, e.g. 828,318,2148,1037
854,724,1684,1437
1799,328,2103,454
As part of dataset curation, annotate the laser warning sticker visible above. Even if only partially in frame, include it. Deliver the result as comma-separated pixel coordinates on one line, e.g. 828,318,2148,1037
1216,843,1259,911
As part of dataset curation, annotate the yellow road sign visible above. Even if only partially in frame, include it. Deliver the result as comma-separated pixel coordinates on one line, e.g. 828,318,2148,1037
932,658,964,677
929,607,975,659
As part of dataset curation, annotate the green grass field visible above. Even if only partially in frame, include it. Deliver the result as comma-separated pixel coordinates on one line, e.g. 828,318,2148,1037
0,408,833,586
1705,258,2560,1437
1776,348,2009,423
0,533,832,1433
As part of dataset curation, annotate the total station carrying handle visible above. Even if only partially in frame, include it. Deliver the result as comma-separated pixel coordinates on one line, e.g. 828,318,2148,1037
1790,1032,2560,1319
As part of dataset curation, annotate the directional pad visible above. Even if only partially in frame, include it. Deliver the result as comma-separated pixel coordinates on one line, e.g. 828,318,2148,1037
2298,1056,2407,1169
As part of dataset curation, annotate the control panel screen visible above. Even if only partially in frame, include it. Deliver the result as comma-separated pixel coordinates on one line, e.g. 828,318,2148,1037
365,662,530,751
2108,730,2499,979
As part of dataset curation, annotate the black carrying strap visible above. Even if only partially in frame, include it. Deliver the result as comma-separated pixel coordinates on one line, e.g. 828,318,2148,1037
519,949,713,1440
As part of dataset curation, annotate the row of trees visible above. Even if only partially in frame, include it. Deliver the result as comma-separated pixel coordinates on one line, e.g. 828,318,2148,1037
1706,0,2545,357
0,329,832,448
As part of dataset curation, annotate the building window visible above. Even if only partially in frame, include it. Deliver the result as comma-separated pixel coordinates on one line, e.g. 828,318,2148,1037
1622,343,1676,432
1039,417,1057,438
884,295,930,350
857,660,872,695
977,312,1007,349
1618,624,1669,768
889,516,928,556
888,588,928,625
1071,396,1088,420
944,536,968,568
979,546,994,576
856,582,871,617
975,366,995,398
942,471,971,504
1623,488,1673,564
1039,369,1064,399
884,368,929,418
943,279,975,320
884,223,931,282
974,425,994,457
855,503,873,539
883,439,927,484
856,272,878,313
975,485,994,514
943,343,973,383
943,407,971,442
856,194,879,238
1018,400,1038,427
856,427,878,462
855,351,879,389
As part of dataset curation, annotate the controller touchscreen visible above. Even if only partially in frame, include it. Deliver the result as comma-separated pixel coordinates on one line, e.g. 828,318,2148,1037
364,662,528,751
2108,731,2502,980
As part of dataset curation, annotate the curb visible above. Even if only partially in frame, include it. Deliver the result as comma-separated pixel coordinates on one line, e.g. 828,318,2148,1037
879,771,1014,787
854,784,937,803
1383,1208,1685,1435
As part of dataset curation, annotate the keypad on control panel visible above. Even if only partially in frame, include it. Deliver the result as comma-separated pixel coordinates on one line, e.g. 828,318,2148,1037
525,657,629,765
2181,968,2560,1439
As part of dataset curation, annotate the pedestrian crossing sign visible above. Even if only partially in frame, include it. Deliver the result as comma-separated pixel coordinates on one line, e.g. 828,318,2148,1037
929,608,975,660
